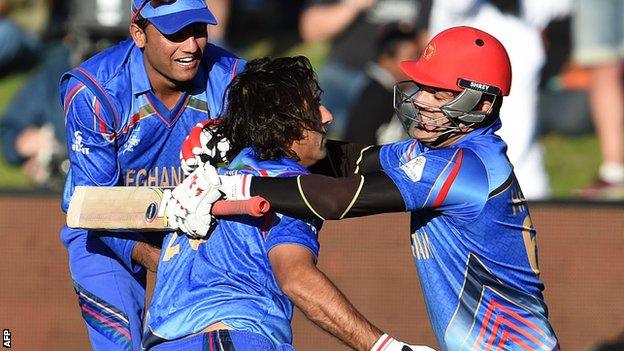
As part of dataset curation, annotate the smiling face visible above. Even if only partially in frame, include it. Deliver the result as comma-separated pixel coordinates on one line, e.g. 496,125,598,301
409,85,458,144
130,21,208,92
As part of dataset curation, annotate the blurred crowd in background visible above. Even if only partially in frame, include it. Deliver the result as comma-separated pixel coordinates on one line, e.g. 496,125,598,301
1,0,624,203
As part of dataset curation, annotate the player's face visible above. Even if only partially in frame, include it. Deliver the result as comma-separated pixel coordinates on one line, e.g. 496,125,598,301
410,86,458,145
291,105,333,167
139,23,208,91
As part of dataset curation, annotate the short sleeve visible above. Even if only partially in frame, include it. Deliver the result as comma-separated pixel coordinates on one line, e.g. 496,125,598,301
382,146,489,223
265,214,320,258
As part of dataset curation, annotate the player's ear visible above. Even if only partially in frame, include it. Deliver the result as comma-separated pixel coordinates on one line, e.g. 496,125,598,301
130,23,147,48
478,99,493,113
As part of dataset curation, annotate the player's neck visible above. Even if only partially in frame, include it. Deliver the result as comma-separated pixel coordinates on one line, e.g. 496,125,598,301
145,63,190,109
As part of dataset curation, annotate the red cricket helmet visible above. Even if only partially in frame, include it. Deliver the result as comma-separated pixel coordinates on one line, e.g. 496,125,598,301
400,26,512,96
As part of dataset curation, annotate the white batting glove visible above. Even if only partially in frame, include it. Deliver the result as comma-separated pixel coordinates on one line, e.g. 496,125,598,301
218,173,252,200
180,119,230,176
371,334,436,351
167,163,223,238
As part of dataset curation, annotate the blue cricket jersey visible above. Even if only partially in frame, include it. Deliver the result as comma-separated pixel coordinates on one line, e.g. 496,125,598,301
143,148,322,350
379,120,559,351
59,39,245,268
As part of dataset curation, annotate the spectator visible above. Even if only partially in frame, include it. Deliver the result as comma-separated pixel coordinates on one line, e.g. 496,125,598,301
0,43,70,190
427,0,571,200
299,0,431,140
345,22,421,145
0,0,49,76
0,0,128,191
573,0,624,199
539,16,594,137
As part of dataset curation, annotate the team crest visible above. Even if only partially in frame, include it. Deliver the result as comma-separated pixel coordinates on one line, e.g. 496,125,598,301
400,156,426,182
423,43,435,60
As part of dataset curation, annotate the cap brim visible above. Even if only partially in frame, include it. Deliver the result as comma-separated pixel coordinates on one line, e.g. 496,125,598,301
399,61,461,92
149,8,217,35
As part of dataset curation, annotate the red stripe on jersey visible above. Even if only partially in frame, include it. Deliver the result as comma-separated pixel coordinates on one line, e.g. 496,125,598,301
504,331,533,351
259,169,269,177
145,95,172,126
208,331,215,351
472,300,555,351
81,305,131,340
75,67,120,125
484,314,504,350
495,303,554,348
406,140,417,161
170,95,191,125
432,149,464,207
63,83,85,112
94,100,106,133
471,297,495,351
231,59,240,80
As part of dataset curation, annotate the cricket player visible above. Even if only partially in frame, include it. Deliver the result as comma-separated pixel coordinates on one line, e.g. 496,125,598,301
58,1,244,349
149,56,434,351
173,27,560,350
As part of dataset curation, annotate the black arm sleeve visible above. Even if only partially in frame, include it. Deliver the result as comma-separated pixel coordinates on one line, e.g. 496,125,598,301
308,139,383,177
250,171,405,220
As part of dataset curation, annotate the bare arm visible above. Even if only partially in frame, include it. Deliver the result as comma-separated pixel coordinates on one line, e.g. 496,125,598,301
270,244,382,350
299,0,374,42
131,241,160,273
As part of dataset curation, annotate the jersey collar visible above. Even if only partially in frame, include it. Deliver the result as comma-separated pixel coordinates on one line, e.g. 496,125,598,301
130,45,152,96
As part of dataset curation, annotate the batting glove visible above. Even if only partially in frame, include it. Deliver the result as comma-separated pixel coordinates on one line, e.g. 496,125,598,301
167,163,223,238
180,118,230,176
371,334,436,351
218,173,252,200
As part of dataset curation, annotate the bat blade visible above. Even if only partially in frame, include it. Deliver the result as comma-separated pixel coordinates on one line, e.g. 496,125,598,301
67,186,172,231
66,186,271,231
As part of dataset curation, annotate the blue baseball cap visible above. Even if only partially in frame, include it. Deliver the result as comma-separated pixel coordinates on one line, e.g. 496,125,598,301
131,0,217,35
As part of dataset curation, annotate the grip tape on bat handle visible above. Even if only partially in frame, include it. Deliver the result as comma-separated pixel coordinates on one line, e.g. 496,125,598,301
211,196,270,217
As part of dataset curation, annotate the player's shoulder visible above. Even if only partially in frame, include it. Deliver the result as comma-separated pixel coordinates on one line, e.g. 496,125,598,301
203,44,246,74
60,40,135,99
73,39,135,86
423,145,486,170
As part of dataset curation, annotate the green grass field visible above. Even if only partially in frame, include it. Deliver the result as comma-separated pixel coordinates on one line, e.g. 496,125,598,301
0,42,601,197
0,73,32,189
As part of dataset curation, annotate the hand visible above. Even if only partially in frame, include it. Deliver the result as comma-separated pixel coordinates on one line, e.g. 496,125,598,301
167,163,223,238
371,334,436,351
218,173,252,201
180,119,230,176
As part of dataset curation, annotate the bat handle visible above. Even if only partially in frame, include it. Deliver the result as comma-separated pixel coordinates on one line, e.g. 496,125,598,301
211,196,271,217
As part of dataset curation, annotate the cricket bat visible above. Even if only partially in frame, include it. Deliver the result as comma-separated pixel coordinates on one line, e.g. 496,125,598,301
66,186,270,231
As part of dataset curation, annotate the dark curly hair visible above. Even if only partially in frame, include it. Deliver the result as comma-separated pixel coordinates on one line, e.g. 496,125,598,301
218,56,323,161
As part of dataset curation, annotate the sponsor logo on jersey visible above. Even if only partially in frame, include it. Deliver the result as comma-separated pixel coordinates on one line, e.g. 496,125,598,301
400,156,426,182
122,126,142,154
125,167,184,187
71,131,90,155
